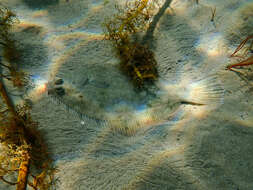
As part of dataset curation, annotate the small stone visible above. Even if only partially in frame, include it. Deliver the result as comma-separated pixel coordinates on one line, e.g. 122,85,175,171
55,87,65,96
54,78,64,85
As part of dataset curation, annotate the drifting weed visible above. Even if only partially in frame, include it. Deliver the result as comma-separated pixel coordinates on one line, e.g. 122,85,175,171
227,35,253,71
103,0,159,90
0,5,56,190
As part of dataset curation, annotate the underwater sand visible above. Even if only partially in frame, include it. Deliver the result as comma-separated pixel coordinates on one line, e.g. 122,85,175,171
1,0,253,189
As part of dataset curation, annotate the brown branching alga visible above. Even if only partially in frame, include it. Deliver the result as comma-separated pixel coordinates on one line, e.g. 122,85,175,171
0,5,56,190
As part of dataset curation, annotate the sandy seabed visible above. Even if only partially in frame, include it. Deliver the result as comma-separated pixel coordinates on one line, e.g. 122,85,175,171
1,0,253,189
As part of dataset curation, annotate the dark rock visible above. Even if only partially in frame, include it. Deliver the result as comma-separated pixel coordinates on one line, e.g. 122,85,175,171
55,87,65,96
55,78,64,85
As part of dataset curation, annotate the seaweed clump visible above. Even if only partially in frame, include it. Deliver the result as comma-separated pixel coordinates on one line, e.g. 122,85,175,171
103,0,159,90
0,5,27,88
0,104,56,190
0,5,56,190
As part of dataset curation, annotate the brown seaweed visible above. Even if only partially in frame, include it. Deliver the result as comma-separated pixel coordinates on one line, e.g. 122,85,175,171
103,0,159,90
227,34,253,71
0,5,56,190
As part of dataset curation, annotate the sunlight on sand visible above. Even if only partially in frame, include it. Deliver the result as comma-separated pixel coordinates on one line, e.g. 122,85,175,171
32,9,49,18
26,76,48,102
235,119,253,128
195,32,227,57
47,33,103,81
